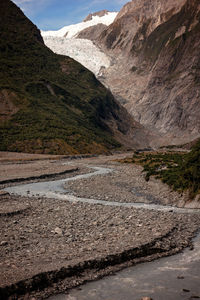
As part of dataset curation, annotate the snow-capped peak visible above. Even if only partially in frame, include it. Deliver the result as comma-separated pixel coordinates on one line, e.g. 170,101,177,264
41,11,118,39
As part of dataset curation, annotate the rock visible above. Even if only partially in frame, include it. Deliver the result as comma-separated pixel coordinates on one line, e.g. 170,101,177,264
0,190,9,196
189,244,194,250
84,10,109,22
54,227,63,235
183,289,190,292
0,241,8,246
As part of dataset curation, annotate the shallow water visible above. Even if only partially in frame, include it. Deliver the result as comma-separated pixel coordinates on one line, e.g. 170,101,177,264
49,233,200,300
4,166,200,214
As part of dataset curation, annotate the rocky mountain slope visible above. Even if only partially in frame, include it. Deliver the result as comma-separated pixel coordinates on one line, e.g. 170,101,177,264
0,0,148,155
77,10,113,41
96,0,200,146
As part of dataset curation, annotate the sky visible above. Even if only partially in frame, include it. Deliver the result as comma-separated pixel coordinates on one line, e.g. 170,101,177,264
12,0,128,31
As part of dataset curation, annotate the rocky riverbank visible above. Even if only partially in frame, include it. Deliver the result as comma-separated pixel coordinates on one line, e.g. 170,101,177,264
66,157,189,207
0,153,199,299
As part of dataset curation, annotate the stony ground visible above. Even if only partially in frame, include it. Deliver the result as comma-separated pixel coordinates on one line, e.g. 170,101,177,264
66,160,188,207
0,152,199,299
0,151,92,181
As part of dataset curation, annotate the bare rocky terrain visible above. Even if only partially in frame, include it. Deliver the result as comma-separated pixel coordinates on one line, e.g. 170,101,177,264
94,0,200,146
67,160,187,207
0,152,200,299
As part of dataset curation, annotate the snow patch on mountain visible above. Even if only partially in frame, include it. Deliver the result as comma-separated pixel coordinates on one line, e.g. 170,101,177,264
43,36,111,76
41,12,118,38
41,11,118,76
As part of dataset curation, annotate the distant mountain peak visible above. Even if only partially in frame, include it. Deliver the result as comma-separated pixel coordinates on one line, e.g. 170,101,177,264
41,11,118,39
83,10,110,22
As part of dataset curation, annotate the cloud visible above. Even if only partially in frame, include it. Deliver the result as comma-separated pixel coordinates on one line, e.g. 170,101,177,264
84,0,128,13
12,0,53,16
14,0,33,3
88,0,128,6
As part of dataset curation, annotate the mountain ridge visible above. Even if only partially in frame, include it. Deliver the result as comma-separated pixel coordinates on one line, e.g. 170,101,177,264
84,10,110,22
0,0,148,155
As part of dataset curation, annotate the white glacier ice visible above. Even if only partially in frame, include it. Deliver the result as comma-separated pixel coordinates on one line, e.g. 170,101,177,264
41,12,118,76
43,37,111,76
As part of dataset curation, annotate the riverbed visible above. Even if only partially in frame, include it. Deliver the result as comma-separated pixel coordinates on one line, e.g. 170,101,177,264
0,153,199,299
5,165,200,213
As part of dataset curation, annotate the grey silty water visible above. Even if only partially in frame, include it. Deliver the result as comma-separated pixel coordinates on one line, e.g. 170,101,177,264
4,166,200,214
48,233,200,300
4,166,113,198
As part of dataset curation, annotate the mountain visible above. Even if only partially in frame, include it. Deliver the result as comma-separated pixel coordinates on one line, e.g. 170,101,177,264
96,0,200,146
41,11,118,76
41,0,200,146
77,10,114,41
0,0,148,155
83,10,111,22
41,11,118,39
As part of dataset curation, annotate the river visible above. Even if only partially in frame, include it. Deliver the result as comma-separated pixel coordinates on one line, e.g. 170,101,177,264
4,166,200,214
49,233,200,300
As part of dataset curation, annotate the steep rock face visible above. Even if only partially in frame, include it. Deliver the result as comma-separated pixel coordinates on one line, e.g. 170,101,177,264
100,0,186,52
80,11,114,40
76,23,107,41
0,0,149,154
97,0,200,146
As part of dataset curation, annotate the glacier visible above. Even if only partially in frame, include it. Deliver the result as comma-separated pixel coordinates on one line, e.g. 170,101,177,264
41,12,118,76
43,37,111,76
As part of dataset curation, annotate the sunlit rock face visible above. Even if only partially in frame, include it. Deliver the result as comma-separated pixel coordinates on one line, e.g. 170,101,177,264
95,0,200,146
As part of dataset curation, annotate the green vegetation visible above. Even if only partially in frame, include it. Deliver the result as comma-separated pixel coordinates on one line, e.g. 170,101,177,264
120,140,200,199
0,0,125,154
